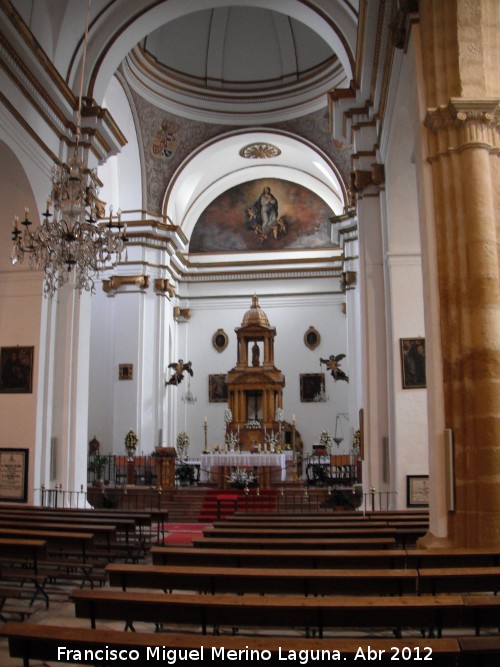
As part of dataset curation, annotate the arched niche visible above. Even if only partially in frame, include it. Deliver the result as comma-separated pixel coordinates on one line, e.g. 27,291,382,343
163,130,347,242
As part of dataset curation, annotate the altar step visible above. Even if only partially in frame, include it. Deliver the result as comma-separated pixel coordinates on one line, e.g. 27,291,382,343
198,488,277,522
163,488,211,523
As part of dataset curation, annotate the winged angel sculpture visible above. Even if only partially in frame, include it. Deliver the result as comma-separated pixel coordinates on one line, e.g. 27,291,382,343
166,359,193,386
320,354,349,383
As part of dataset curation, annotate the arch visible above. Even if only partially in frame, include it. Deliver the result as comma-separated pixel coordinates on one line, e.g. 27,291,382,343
163,129,348,242
63,1,356,107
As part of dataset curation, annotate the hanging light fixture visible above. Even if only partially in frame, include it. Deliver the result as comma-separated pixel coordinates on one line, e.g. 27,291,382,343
333,414,344,446
10,0,127,297
181,378,197,404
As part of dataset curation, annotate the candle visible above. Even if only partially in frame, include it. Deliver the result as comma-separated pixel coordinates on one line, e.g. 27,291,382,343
204,416,207,424
292,414,296,424
14,216,19,229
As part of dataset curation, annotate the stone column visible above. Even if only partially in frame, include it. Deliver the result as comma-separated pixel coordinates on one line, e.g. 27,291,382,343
420,0,500,546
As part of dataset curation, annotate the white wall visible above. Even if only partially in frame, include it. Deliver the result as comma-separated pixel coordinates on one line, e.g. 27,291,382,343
176,288,349,460
382,46,428,507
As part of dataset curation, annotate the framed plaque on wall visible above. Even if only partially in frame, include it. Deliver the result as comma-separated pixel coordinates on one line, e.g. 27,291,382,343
0,448,29,503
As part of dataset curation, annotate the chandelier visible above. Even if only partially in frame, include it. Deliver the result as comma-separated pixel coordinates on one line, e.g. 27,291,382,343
181,379,197,404
10,0,127,297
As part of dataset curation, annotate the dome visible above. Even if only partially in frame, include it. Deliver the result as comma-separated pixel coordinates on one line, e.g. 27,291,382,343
124,5,349,123
241,295,270,328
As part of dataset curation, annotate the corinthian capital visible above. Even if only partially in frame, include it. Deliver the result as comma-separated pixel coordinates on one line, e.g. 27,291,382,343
424,98,500,157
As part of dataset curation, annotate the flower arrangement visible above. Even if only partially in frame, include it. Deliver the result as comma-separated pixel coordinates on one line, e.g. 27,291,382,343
213,443,221,452
176,431,189,460
124,430,138,456
224,408,233,425
319,429,333,449
275,407,284,422
226,467,257,489
352,429,361,454
245,419,261,429
264,430,280,452
225,430,239,452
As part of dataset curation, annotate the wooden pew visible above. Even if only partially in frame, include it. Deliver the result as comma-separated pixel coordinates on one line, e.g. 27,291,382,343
0,622,462,667
460,595,500,636
0,528,99,594
202,526,398,538
407,548,500,569
0,537,49,618
458,636,500,666
0,506,158,542
418,567,500,595
71,588,464,638
192,536,397,550
150,546,409,569
106,563,418,596
0,537,49,608
202,524,427,548
0,510,146,555
0,587,32,623
0,519,117,550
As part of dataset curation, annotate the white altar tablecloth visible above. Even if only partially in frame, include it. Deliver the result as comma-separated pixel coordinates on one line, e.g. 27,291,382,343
200,452,287,482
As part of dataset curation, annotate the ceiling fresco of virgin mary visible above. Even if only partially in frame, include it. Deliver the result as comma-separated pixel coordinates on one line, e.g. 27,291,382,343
189,178,335,253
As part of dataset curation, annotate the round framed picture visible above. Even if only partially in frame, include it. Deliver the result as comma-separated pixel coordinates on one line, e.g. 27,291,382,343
212,329,229,353
304,326,320,350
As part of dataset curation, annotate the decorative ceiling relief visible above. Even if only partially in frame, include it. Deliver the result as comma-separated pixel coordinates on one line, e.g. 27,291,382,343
189,178,334,253
239,143,281,159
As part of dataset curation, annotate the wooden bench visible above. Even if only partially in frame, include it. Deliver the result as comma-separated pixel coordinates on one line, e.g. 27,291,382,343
0,505,158,540
460,595,500,636
0,529,97,601
192,536,397,550
418,567,500,595
0,537,50,608
458,636,500,666
202,526,398,539
0,622,462,666
106,563,418,596
71,588,464,638
150,546,409,569
0,586,30,622
407,548,500,569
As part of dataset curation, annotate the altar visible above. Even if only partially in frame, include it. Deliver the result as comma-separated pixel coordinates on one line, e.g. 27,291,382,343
200,452,287,488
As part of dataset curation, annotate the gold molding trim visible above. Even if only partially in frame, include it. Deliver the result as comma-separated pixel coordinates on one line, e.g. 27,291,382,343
102,275,150,293
154,278,176,297
173,307,191,322
350,163,385,193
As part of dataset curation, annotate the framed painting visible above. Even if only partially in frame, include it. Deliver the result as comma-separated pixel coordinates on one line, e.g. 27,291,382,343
209,374,228,402
304,326,321,350
300,373,325,402
0,346,34,393
406,474,429,508
212,329,229,353
0,448,29,502
119,363,133,380
400,338,426,389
